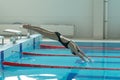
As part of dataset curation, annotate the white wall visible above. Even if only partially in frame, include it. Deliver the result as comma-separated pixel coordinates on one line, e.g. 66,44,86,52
0,0,104,39
93,0,104,39
107,0,120,39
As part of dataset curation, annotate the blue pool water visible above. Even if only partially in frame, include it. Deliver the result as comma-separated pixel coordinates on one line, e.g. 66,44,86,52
1,41,120,80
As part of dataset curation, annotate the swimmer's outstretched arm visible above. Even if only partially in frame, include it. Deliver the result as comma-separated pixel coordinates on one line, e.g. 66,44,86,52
67,41,92,62
75,44,92,61
23,24,92,62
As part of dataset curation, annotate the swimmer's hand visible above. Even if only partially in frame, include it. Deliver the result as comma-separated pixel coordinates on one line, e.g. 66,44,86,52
87,57,93,62
82,58,93,63
76,52,93,62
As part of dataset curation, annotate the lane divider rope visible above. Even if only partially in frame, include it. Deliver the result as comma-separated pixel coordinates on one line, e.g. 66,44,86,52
40,44,120,50
22,52,120,58
3,61,120,71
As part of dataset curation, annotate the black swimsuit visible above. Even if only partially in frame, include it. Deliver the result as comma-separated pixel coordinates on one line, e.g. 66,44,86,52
55,32,76,55
55,32,70,48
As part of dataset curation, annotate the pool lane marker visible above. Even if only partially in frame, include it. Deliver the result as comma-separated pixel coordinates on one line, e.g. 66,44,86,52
40,44,65,49
40,44,120,50
19,43,22,58
2,61,120,71
0,51,4,69
33,38,35,49
22,52,120,58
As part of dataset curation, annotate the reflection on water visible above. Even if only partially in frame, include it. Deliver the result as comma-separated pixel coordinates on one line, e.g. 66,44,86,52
4,74,58,80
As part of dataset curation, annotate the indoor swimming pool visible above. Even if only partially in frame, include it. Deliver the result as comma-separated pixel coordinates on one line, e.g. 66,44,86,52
0,35,120,80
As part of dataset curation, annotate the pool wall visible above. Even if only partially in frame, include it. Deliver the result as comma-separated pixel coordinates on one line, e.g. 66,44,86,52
0,34,42,69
